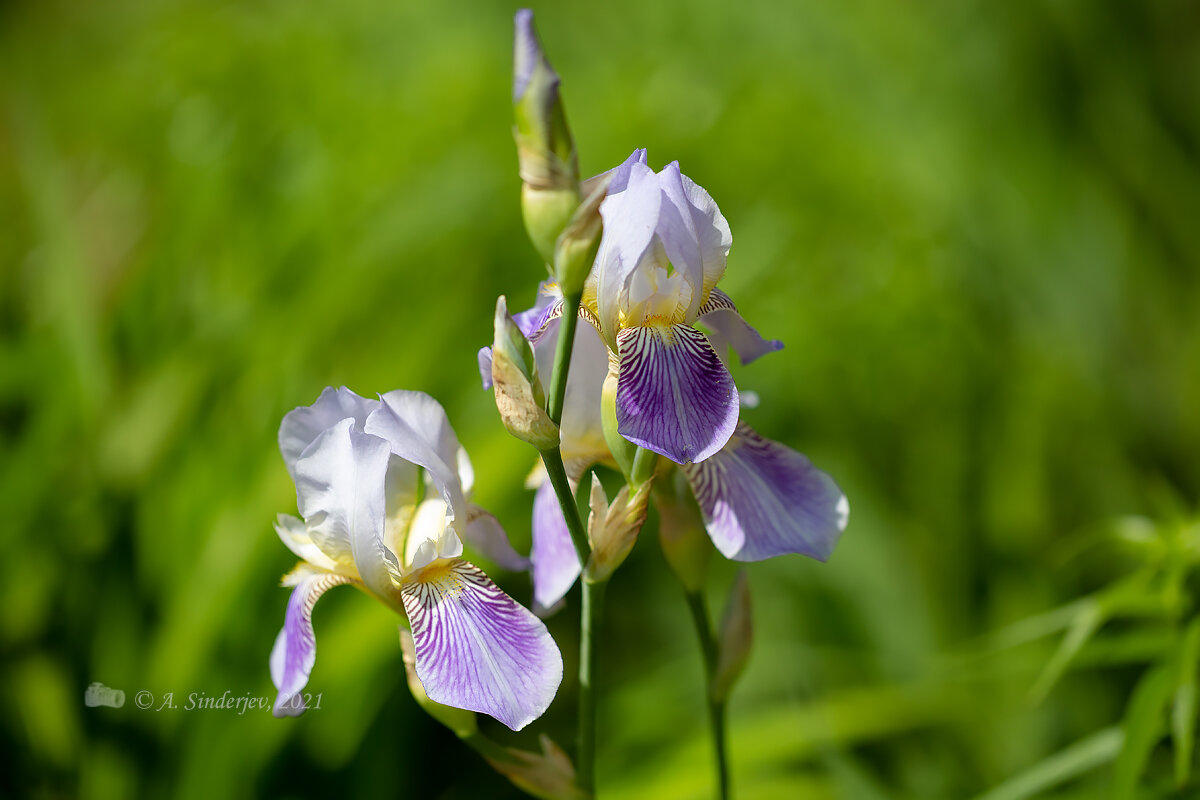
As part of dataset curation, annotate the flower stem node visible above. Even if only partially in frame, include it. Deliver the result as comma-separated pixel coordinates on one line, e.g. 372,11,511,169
584,474,651,583
491,295,560,451
513,9,581,266
712,570,753,703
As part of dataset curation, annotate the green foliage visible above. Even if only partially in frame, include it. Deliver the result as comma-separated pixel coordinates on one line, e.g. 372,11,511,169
2,0,1199,798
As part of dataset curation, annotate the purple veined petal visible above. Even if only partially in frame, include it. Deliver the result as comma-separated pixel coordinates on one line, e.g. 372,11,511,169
616,324,739,464
512,289,563,347
270,565,357,717
367,392,467,531
279,387,379,479
478,347,494,390
465,505,532,572
697,289,784,365
595,160,662,343
682,423,849,562
402,559,563,731
531,480,581,612
293,419,400,598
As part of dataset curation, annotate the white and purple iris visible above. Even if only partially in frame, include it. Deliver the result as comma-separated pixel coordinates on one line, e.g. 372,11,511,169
269,387,562,730
481,151,848,611
587,148,785,464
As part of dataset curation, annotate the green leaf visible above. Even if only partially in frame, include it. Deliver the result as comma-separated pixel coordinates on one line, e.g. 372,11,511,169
970,726,1124,800
1172,618,1200,787
1027,599,1105,705
1113,665,1174,800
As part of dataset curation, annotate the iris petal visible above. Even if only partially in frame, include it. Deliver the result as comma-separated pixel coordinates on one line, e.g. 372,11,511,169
698,289,784,365
402,559,563,731
465,505,533,572
682,424,848,561
293,419,399,597
367,392,468,531
616,324,739,464
269,565,356,717
595,160,662,342
531,480,581,612
278,386,378,479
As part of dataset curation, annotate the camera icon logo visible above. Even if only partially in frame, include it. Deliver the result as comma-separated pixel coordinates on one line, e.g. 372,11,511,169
85,682,126,709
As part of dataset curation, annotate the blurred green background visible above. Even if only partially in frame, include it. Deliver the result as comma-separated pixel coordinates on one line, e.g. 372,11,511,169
3,0,1200,797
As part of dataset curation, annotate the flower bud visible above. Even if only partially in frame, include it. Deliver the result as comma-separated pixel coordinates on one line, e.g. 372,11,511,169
400,628,478,738
479,733,588,800
553,173,609,297
584,474,650,582
513,10,580,265
712,570,753,702
491,296,559,451
655,473,712,594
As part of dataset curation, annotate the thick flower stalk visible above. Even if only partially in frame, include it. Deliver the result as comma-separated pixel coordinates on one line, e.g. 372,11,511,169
269,386,562,731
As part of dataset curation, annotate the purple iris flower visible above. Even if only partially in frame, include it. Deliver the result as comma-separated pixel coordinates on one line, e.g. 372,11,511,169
585,149,784,464
489,283,848,612
269,387,561,730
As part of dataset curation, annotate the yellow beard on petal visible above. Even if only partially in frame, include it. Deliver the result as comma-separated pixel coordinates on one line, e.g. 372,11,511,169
409,559,466,600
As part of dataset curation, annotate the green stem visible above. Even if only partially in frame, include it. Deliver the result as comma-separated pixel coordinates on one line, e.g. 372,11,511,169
630,446,657,488
685,591,731,800
539,446,590,563
547,291,582,426
538,287,603,797
578,577,608,796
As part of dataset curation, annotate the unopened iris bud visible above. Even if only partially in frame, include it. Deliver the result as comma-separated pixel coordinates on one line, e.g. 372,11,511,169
712,570,753,702
655,473,712,595
513,9,581,266
491,295,559,451
584,474,650,582
400,629,478,738
553,173,609,297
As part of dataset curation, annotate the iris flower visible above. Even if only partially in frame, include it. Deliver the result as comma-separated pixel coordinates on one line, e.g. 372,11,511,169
269,387,562,730
491,278,848,610
585,149,784,464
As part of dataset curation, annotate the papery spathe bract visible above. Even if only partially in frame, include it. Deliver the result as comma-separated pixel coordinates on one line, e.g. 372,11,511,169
269,387,560,730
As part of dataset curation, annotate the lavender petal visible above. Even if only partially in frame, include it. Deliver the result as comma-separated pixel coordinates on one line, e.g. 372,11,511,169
531,480,582,612
698,289,784,365
402,559,563,731
682,424,848,561
269,566,355,717
616,323,739,464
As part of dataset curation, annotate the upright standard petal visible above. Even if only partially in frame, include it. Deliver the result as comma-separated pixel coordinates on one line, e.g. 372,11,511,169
402,559,563,731
279,387,378,478
615,324,739,464
293,419,400,599
270,565,356,717
368,392,468,530
595,160,662,343
531,480,582,612
698,289,783,365
682,424,848,562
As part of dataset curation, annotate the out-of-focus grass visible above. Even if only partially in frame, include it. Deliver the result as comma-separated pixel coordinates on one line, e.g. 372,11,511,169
2,0,1199,798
